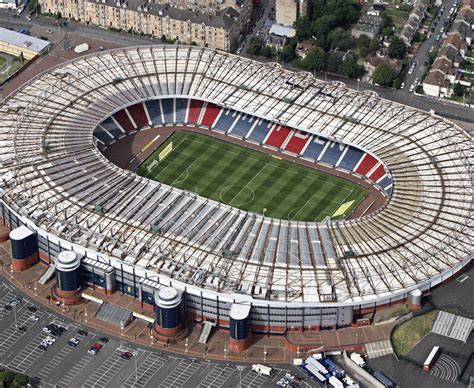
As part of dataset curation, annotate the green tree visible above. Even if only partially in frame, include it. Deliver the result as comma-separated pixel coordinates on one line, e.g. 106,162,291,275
356,35,370,49
328,28,352,51
388,38,407,59
373,64,396,87
369,38,380,53
453,82,464,97
247,37,263,56
11,373,29,388
302,48,327,71
281,44,296,63
0,370,15,387
338,58,364,79
326,52,342,73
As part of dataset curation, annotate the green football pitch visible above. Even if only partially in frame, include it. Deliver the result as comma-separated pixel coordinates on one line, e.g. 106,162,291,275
137,132,367,222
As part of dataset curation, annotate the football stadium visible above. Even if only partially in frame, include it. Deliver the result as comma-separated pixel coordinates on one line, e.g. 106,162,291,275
0,46,472,350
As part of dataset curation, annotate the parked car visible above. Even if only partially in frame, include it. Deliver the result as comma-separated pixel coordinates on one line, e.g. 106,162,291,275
400,82,405,89
42,327,51,334
67,338,80,347
18,326,27,333
99,336,109,343
409,84,416,92
27,305,38,313
30,315,39,321
4,305,12,312
78,329,88,336
121,352,133,360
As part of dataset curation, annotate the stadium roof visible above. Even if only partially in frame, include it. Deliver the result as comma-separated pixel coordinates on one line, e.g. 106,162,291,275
0,27,51,53
0,46,471,306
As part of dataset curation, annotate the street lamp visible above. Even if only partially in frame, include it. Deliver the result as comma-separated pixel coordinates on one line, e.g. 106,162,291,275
237,366,245,388
185,337,188,353
224,345,227,358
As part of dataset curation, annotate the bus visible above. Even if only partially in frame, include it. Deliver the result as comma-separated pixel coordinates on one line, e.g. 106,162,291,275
373,370,395,388
423,346,440,372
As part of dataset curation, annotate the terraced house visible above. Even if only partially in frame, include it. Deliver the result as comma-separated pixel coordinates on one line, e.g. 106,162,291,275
39,0,251,51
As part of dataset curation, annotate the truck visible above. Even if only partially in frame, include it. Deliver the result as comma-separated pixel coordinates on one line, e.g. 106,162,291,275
74,43,90,54
350,352,366,367
321,358,345,378
293,358,303,366
423,346,440,372
251,364,273,377
329,375,344,388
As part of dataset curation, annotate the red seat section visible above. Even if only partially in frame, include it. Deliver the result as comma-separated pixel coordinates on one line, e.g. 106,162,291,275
284,131,311,154
355,154,378,176
113,110,135,131
368,164,386,182
201,103,221,127
188,100,204,124
265,125,292,148
127,103,148,129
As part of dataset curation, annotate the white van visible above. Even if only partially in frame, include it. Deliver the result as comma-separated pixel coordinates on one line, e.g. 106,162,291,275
251,364,273,377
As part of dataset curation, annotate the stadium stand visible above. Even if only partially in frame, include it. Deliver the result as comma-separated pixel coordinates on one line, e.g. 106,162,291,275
213,109,237,133
187,99,204,124
247,119,272,143
93,127,114,145
100,118,123,138
264,125,292,148
284,131,311,154
175,98,188,123
127,103,148,129
201,103,221,127
161,98,174,124
145,100,163,126
228,114,254,138
369,165,387,183
3,46,469,327
113,109,135,131
319,142,346,165
303,136,328,161
355,154,378,176
337,146,364,171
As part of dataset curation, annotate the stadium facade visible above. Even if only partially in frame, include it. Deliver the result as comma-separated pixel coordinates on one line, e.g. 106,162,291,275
0,46,472,348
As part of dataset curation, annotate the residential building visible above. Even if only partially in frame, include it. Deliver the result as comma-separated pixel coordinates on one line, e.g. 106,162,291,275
400,0,429,44
351,14,381,40
0,0,19,9
275,0,308,26
295,40,315,58
365,56,403,78
39,0,252,51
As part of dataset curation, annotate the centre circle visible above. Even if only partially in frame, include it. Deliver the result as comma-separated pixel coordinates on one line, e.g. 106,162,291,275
220,185,255,207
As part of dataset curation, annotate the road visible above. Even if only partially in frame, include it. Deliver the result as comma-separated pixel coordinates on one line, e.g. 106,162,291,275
401,0,457,95
0,9,472,126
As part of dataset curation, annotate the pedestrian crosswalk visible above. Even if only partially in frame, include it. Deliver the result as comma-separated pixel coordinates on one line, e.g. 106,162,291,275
365,340,394,359
432,311,473,343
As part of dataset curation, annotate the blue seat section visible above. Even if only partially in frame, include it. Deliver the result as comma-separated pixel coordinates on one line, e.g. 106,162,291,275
100,118,123,138
94,127,114,144
175,98,188,123
338,146,364,171
161,98,174,123
145,100,163,126
248,119,272,143
213,109,237,133
378,176,392,188
385,186,393,196
230,114,254,138
302,136,328,160
319,141,345,166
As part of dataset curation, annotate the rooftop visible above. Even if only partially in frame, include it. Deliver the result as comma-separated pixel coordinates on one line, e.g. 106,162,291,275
0,27,51,53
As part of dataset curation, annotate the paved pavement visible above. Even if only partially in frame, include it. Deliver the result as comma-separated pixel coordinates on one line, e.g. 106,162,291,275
0,280,314,387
